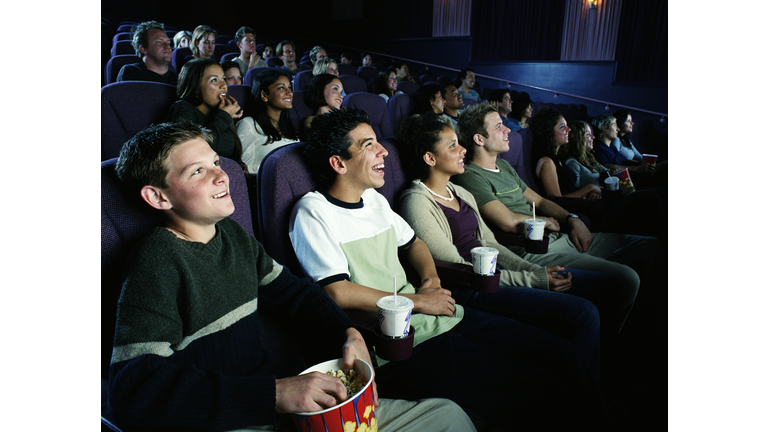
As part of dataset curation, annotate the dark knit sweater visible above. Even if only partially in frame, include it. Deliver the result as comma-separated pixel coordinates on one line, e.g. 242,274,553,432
107,217,355,431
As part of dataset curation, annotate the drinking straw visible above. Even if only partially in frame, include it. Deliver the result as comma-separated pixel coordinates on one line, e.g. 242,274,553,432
532,202,536,220
393,275,397,303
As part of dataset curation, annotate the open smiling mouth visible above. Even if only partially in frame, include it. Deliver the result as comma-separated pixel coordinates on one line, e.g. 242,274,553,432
373,164,385,173
212,191,228,199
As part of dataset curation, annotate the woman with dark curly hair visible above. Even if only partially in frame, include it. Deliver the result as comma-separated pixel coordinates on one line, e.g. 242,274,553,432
166,58,244,165
530,107,602,200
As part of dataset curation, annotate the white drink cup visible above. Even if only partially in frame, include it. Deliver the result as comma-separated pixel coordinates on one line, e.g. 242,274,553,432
470,246,499,276
376,295,414,338
523,218,546,241
604,176,620,191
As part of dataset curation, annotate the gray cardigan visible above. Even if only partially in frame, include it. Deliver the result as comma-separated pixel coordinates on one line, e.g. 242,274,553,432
399,181,550,290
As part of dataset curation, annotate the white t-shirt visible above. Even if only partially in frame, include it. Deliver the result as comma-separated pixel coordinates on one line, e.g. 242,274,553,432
236,118,300,174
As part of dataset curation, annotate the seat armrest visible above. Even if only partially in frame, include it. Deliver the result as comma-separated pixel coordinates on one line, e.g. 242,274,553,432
433,259,475,288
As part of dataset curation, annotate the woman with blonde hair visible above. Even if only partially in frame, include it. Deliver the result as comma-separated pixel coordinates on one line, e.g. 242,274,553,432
312,58,339,76
190,25,217,59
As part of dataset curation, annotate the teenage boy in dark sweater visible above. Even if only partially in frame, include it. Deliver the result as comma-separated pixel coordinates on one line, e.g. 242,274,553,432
107,121,475,431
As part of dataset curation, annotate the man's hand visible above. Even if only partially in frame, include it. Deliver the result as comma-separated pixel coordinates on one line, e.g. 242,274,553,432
545,265,572,292
567,218,593,252
275,373,349,414
409,278,455,317
541,217,560,232
248,53,262,69
340,328,378,407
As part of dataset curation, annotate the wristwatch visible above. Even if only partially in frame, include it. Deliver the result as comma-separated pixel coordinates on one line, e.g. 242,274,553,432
565,213,579,222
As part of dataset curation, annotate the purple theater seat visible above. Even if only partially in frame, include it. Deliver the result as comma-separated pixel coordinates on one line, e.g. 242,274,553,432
213,44,238,61
116,23,135,33
341,92,393,139
338,75,367,94
243,67,272,87
220,52,238,63
395,80,419,96
111,32,132,46
266,56,283,68
287,90,312,135
387,93,415,131
104,54,141,85
110,40,134,57
357,66,378,82
255,138,408,275
337,63,357,76
225,84,254,119
101,81,178,161
172,47,192,73
293,70,314,92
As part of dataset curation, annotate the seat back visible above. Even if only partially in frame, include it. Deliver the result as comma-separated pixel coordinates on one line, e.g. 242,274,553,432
256,138,408,276
104,54,140,85
220,52,238,63
101,156,254,380
226,84,255,119
243,67,272,87
110,40,134,57
266,56,283,67
293,70,314,92
387,93,415,131
337,63,357,76
514,128,541,194
101,81,178,161
395,80,419,96
111,32,132,46
171,47,192,73
213,43,237,61
338,74,367,94
287,90,312,135
341,92,393,139
357,66,378,82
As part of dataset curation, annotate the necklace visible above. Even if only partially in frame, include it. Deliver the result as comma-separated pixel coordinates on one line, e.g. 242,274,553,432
419,181,454,201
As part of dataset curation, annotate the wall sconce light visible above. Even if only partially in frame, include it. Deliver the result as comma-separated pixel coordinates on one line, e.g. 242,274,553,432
588,0,597,9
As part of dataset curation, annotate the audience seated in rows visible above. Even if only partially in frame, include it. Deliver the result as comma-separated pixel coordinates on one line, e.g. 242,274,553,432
106,120,475,432
276,40,310,79
451,103,659,338
117,21,177,86
440,82,464,126
395,112,610,378
232,26,266,75
373,68,402,102
166,58,244,166
457,68,481,103
172,30,191,48
289,108,613,431
591,114,660,188
236,68,299,174
560,119,668,240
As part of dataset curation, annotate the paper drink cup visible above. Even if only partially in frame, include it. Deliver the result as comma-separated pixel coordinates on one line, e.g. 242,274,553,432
642,154,658,166
376,295,414,338
523,218,546,241
604,176,620,191
293,358,377,432
470,246,499,276
611,168,636,193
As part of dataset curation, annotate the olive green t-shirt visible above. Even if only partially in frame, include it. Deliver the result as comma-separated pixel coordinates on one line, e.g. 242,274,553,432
452,158,534,217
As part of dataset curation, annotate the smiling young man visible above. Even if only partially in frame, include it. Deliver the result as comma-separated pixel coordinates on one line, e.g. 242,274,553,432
108,121,475,431
440,83,464,125
457,68,480,102
290,108,613,432
452,103,660,336
117,21,177,85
